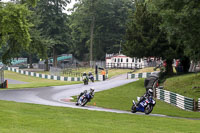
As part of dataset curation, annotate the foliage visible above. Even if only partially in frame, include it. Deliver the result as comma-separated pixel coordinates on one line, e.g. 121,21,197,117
36,0,71,61
0,3,31,64
151,0,200,62
123,0,194,75
70,0,134,60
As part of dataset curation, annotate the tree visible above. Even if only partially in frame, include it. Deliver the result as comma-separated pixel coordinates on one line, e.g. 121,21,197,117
151,0,200,71
27,10,48,68
124,0,180,75
36,0,71,67
0,2,31,64
70,0,134,61
0,0,38,65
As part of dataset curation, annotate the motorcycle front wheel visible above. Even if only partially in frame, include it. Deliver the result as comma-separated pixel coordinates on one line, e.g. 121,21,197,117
84,80,88,85
144,104,153,115
131,105,137,113
80,97,88,106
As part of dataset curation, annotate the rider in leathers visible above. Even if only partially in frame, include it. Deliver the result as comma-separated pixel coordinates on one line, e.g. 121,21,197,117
136,89,153,106
76,88,95,105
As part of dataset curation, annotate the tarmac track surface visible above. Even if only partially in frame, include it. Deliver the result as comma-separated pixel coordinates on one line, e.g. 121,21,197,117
0,74,199,120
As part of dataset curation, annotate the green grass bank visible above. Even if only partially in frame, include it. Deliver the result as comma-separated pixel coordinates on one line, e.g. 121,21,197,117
4,71,81,89
163,73,200,100
0,100,199,133
85,79,200,118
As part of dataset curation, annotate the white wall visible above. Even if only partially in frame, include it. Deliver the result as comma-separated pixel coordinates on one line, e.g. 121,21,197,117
106,54,145,68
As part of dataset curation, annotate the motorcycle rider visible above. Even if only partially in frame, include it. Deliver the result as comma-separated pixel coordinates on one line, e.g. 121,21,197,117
82,72,87,77
82,72,88,83
88,72,94,82
76,87,95,105
88,87,95,99
136,89,153,107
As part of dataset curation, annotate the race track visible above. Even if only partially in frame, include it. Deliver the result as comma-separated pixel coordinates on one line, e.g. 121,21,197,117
0,74,198,120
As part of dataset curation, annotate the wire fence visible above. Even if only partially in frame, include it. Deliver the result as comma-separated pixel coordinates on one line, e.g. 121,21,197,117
50,67,83,77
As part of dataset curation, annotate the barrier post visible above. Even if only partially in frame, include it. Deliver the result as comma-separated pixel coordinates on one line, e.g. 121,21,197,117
6,80,8,88
194,100,197,111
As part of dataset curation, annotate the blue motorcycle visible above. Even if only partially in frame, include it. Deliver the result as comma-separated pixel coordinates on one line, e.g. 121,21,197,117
76,92,94,106
131,96,156,115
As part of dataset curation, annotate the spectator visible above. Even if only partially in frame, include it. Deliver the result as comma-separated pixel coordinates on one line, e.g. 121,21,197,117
101,69,106,81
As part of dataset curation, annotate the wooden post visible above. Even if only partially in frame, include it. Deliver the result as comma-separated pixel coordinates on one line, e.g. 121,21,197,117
6,80,8,88
194,100,197,111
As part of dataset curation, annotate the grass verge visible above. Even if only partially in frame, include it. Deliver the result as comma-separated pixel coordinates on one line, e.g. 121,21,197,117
163,73,200,100
4,71,81,89
0,100,199,133
84,79,200,118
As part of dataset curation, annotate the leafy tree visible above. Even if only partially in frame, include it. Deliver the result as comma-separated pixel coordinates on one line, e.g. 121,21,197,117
124,0,181,75
70,0,134,61
27,10,49,68
36,0,71,67
151,0,200,70
0,2,31,64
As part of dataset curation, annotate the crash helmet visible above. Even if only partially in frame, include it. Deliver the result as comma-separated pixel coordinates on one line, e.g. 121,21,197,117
148,89,153,96
90,87,95,92
89,71,92,74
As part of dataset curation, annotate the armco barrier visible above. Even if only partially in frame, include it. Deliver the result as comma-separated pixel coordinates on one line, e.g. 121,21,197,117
198,98,200,111
156,88,194,111
6,67,103,81
127,71,159,79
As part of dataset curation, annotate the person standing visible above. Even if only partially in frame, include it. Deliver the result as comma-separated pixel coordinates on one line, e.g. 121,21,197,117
101,69,106,81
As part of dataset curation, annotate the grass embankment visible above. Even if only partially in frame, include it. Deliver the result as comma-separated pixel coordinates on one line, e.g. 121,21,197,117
84,79,200,118
4,71,81,89
163,73,200,100
107,67,155,78
37,68,132,78
133,67,155,74
0,100,199,133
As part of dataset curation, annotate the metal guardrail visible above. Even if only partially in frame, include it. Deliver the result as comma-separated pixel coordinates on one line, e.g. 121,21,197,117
6,67,105,81
156,88,194,111
127,72,158,79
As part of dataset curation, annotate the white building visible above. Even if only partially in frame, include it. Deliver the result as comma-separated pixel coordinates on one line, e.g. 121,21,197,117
106,54,147,69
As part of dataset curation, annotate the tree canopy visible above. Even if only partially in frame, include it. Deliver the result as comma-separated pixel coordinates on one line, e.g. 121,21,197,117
70,0,134,61
0,2,31,64
123,0,200,74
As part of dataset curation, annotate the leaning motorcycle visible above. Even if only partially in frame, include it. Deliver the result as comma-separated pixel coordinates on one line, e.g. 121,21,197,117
131,96,156,115
83,76,88,85
89,75,94,82
76,93,93,106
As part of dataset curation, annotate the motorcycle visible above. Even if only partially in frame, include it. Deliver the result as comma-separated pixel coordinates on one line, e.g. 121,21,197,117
89,75,94,82
76,92,94,106
131,96,156,115
83,76,88,85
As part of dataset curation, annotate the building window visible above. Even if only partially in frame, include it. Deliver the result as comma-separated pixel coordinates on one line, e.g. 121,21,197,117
139,58,141,62
126,58,129,62
118,58,120,62
132,58,134,62
115,58,116,62
121,58,123,62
